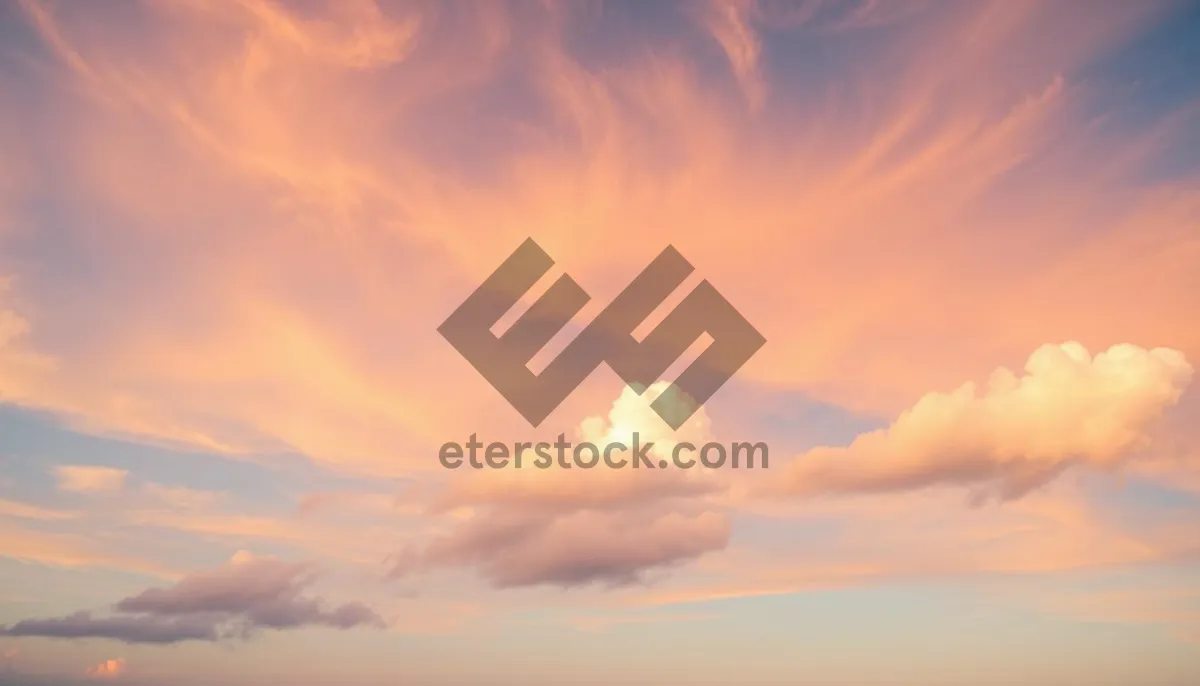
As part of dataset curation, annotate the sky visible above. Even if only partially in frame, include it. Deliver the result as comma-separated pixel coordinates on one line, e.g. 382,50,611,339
0,0,1199,684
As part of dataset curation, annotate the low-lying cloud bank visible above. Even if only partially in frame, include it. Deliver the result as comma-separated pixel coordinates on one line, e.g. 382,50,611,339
1,553,384,644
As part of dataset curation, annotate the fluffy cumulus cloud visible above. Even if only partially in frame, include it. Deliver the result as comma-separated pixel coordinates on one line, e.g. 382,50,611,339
780,343,1194,501
1,553,384,644
85,658,126,679
395,383,731,588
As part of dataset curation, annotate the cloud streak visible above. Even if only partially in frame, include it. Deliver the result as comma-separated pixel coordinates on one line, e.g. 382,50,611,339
1,553,384,644
54,466,128,494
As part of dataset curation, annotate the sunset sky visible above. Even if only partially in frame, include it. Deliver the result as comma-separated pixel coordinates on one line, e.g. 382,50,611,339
1,0,1199,684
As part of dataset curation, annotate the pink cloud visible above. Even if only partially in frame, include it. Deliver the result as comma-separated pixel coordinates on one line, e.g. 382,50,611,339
3,553,384,644
0,3,1196,652
53,466,129,494
392,507,731,589
398,383,733,588
0,0,1192,480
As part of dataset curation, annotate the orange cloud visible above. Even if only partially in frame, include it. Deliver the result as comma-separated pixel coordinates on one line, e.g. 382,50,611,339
0,0,1194,491
54,466,129,494
778,343,1193,500
0,289,28,348
0,519,182,579
0,11,1197,674
0,499,77,521
85,658,126,679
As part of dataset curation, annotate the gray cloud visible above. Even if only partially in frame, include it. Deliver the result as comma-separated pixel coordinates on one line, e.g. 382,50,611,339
114,555,382,630
1,555,384,644
392,381,731,589
2,612,218,644
391,507,730,588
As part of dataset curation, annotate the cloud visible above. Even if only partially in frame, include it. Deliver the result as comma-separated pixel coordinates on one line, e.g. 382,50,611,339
1,553,384,644
53,466,128,494
778,343,1193,501
0,306,28,348
758,0,932,33
394,383,731,588
214,0,422,71
436,382,723,513
0,277,54,399
3,613,218,644
113,552,382,630
0,0,1194,483
695,0,765,111
50,465,222,508
392,507,731,589
0,7,1196,673
0,518,181,578
0,499,76,521
85,658,126,679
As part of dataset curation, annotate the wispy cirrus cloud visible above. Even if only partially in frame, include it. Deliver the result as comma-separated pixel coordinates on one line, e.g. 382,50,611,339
0,499,76,521
0,1,1197,681
0,0,1193,478
694,0,766,111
